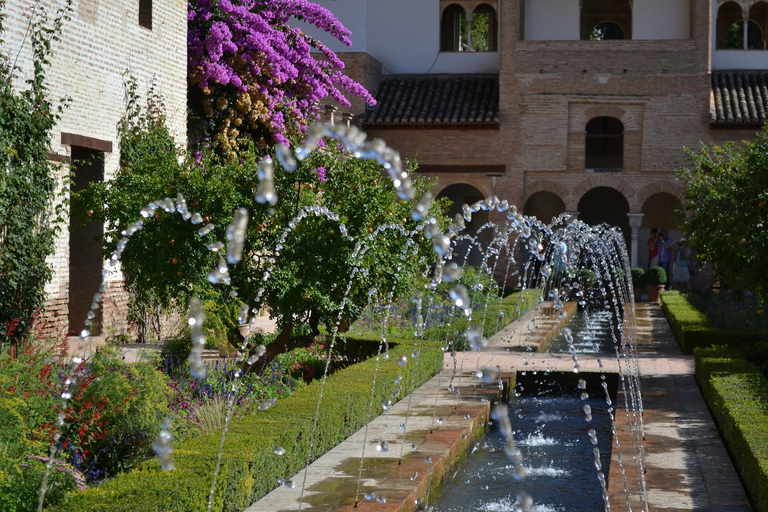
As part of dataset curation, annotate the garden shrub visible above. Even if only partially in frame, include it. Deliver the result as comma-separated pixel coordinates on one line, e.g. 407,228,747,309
424,289,540,351
630,268,645,289
0,397,81,512
59,339,443,511
695,346,768,510
67,347,172,480
645,266,666,286
661,291,767,355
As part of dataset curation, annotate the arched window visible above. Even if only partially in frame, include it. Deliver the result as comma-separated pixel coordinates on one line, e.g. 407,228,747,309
590,21,625,40
581,0,631,40
716,1,766,49
585,117,623,171
441,4,467,52
471,4,498,52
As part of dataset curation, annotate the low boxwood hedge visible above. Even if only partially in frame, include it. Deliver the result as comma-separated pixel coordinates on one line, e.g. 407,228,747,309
661,291,766,354
58,338,443,512
695,346,768,511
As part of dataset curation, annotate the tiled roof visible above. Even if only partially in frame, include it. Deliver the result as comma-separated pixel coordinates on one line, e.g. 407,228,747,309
711,71,768,125
363,75,500,128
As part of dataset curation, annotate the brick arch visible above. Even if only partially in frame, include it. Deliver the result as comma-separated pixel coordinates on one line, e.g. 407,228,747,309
524,179,571,206
431,177,493,199
570,174,637,210
637,181,685,207
572,105,640,132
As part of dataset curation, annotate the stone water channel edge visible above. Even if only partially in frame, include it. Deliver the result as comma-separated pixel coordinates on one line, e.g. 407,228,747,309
247,303,753,512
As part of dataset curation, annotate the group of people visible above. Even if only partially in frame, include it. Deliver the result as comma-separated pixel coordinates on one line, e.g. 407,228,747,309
648,228,692,290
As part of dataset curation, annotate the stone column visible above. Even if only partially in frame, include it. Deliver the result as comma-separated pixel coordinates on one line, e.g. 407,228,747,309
341,112,354,129
627,212,644,269
324,104,338,125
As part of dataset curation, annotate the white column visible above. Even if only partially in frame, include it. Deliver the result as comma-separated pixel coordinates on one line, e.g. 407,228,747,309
627,213,644,269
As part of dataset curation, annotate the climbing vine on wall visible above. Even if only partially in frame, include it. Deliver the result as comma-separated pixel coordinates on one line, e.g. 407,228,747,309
0,1,72,343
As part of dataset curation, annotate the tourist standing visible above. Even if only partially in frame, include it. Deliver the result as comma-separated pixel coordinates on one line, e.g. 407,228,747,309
672,239,692,290
657,229,672,288
648,228,659,268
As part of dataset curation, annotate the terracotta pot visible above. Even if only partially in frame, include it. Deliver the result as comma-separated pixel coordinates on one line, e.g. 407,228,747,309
645,284,665,304
633,288,643,303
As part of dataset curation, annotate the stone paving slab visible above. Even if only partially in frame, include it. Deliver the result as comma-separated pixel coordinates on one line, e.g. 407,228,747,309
247,303,753,512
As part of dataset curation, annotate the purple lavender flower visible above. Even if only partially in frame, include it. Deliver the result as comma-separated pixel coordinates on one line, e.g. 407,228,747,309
316,166,327,183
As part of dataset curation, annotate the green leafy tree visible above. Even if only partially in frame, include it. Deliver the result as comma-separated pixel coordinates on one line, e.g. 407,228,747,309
0,1,71,343
677,124,768,301
76,94,448,354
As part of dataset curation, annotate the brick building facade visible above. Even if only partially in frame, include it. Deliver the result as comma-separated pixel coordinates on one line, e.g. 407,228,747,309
2,0,187,339
306,0,766,270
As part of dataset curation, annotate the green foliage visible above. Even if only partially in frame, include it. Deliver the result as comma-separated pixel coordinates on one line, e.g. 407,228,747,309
423,289,540,351
631,268,645,289
76,89,448,341
59,339,443,511
68,347,171,478
0,338,82,510
645,266,666,286
677,127,768,301
0,1,72,342
695,346,768,510
272,341,327,382
661,291,767,357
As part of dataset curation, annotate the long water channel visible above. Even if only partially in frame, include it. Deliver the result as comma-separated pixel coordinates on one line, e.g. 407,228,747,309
433,309,621,511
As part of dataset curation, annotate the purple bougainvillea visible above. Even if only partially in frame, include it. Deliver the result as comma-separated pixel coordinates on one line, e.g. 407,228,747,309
188,0,375,151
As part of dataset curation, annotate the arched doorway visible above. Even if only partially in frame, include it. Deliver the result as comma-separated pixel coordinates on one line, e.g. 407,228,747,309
578,187,631,249
640,192,682,268
523,191,566,225
436,183,489,266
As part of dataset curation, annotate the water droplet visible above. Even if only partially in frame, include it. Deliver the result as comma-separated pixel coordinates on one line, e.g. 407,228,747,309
437,417,446,424
394,374,403,383
443,262,462,282
376,440,389,452
376,496,387,504
425,456,432,464
259,398,277,411
198,223,215,236
364,492,375,501
273,445,286,456
398,355,407,366
382,400,392,411
283,480,296,489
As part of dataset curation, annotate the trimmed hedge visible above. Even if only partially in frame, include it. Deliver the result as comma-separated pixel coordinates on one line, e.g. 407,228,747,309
59,339,443,512
661,291,766,354
695,346,768,511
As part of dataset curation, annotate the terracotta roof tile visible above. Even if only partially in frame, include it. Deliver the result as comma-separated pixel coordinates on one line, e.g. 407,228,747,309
363,75,500,128
711,71,768,125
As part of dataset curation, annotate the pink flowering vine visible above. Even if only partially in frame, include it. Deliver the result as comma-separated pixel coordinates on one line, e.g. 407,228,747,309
188,0,375,151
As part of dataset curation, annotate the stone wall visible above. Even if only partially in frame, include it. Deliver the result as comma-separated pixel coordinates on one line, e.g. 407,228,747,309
2,0,187,339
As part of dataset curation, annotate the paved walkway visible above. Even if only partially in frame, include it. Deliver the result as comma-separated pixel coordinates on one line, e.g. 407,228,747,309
247,303,753,512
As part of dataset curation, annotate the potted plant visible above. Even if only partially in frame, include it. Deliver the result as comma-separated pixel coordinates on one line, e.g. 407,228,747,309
631,268,645,302
645,266,667,303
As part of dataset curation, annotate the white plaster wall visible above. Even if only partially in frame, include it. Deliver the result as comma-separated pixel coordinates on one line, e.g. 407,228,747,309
524,0,580,40
713,49,768,68
429,52,500,74
367,0,440,74
297,0,368,53
633,0,691,39
303,0,498,74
